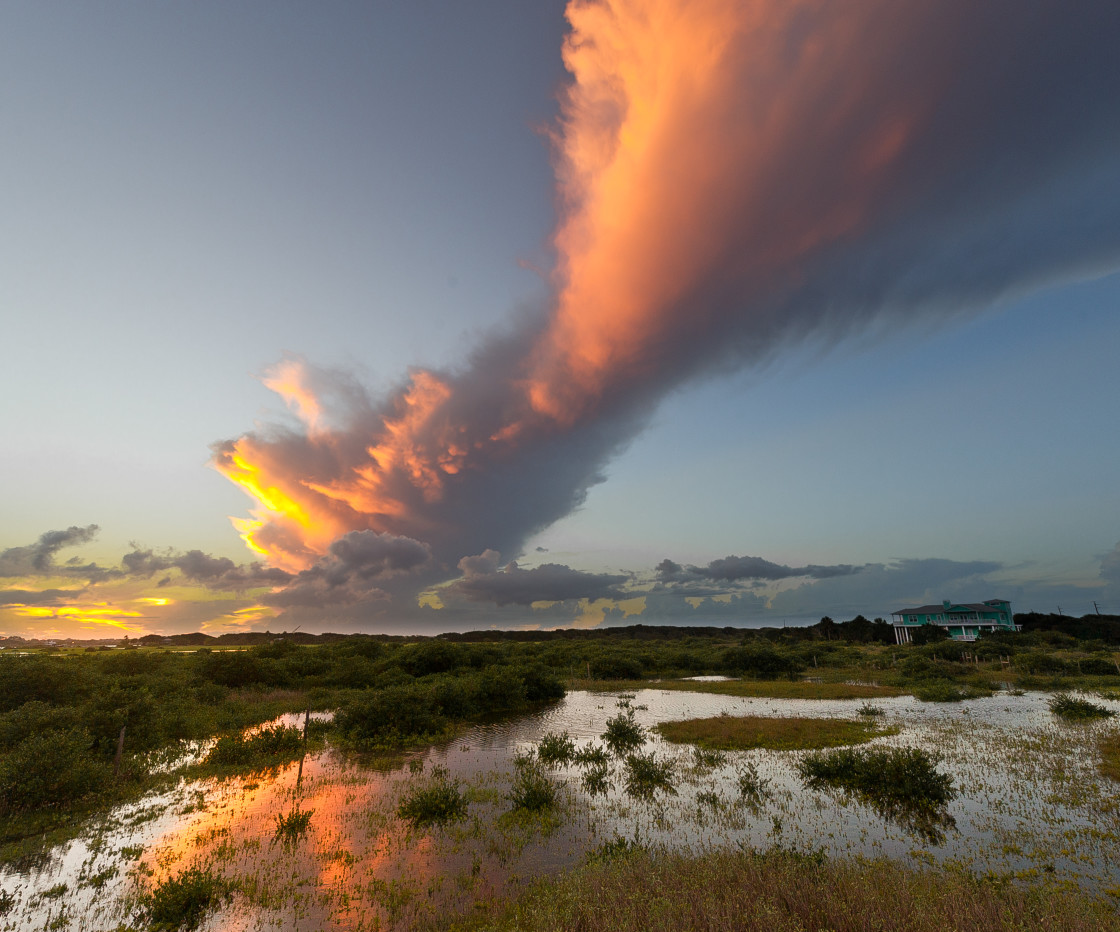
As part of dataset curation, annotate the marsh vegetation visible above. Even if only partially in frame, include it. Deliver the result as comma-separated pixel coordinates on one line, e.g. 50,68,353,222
2,615,1120,929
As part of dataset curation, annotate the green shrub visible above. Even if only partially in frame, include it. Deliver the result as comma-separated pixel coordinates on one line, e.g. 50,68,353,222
141,866,233,931
1078,658,1119,677
590,654,644,680
397,766,469,828
205,724,303,769
0,728,110,811
1049,692,1116,721
602,711,645,756
573,744,610,768
508,761,556,812
798,746,954,811
274,806,314,845
913,680,968,703
720,646,801,679
537,731,577,765
623,752,676,800
582,762,611,796
335,685,448,747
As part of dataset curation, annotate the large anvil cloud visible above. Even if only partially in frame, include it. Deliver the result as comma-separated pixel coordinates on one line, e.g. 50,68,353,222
213,0,1120,582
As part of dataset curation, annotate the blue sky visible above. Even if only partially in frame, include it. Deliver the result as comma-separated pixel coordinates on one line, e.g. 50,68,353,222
2,1,1119,638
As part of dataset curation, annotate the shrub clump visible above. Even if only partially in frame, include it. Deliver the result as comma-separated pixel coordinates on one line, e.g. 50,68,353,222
536,731,577,766
397,766,469,828
623,752,676,801
0,728,110,812
140,866,234,931
798,746,954,811
273,806,314,845
1049,692,1115,721
508,761,556,812
205,724,303,770
602,711,645,756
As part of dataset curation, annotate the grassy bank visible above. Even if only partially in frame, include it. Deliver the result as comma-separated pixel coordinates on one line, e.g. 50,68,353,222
448,847,1119,932
655,714,894,751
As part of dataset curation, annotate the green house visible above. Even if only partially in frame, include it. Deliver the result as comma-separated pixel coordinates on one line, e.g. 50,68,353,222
890,599,1016,644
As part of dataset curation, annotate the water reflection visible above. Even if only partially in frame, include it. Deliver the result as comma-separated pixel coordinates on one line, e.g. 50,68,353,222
3,687,1119,930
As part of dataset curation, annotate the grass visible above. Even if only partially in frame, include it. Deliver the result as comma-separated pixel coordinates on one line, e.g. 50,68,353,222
139,866,234,931
397,766,469,828
655,714,895,751
457,846,1120,932
1098,731,1120,782
1049,692,1116,721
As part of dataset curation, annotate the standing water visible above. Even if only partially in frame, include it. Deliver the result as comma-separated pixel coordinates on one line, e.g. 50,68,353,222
2,688,1119,930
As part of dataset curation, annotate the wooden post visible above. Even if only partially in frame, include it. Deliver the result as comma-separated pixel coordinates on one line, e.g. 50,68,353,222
296,705,311,789
113,725,127,778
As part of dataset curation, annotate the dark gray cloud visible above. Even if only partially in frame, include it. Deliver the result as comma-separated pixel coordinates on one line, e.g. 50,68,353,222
767,558,1004,618
122,547,293,589
657,555,862,586
449,556,628,606
260,530,431,608
0,525,100,577
0,588,83,606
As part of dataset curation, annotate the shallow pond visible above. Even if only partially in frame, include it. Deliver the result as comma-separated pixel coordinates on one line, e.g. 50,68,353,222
3,688,1120,930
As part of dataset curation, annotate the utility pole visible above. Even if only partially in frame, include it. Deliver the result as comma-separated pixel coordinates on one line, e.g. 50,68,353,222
1093,601,1102,616
1057,606,1063,617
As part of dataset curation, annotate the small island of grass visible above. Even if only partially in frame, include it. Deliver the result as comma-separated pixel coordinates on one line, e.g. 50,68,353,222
654,714,896,752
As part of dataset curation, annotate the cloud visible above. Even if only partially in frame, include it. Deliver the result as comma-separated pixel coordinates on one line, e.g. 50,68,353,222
210,1,1120,593
260,530,431,608
656,555,862,585
0,525,100,577
121,547,293,589
0,588,83,606
449,555,628,606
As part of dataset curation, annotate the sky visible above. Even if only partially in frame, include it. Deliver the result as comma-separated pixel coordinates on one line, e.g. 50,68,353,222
3,0,1120,639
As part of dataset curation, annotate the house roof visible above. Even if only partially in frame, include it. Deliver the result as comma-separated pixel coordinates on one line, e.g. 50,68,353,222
892,601,1009,616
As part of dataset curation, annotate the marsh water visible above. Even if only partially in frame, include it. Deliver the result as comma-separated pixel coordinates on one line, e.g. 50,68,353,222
3,687,1119,930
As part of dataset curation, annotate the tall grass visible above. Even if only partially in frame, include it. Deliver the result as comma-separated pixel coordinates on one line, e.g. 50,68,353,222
464,847,1119,932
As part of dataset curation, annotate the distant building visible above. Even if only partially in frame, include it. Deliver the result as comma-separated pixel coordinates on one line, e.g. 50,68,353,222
891,599,1017,644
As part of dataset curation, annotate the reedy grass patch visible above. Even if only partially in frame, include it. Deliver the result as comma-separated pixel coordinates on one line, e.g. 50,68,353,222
655,714,895,752
1098,731,1120,782
456,847,1120,932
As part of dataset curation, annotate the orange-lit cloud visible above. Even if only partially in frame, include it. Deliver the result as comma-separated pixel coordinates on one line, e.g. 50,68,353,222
212,0,1120,594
